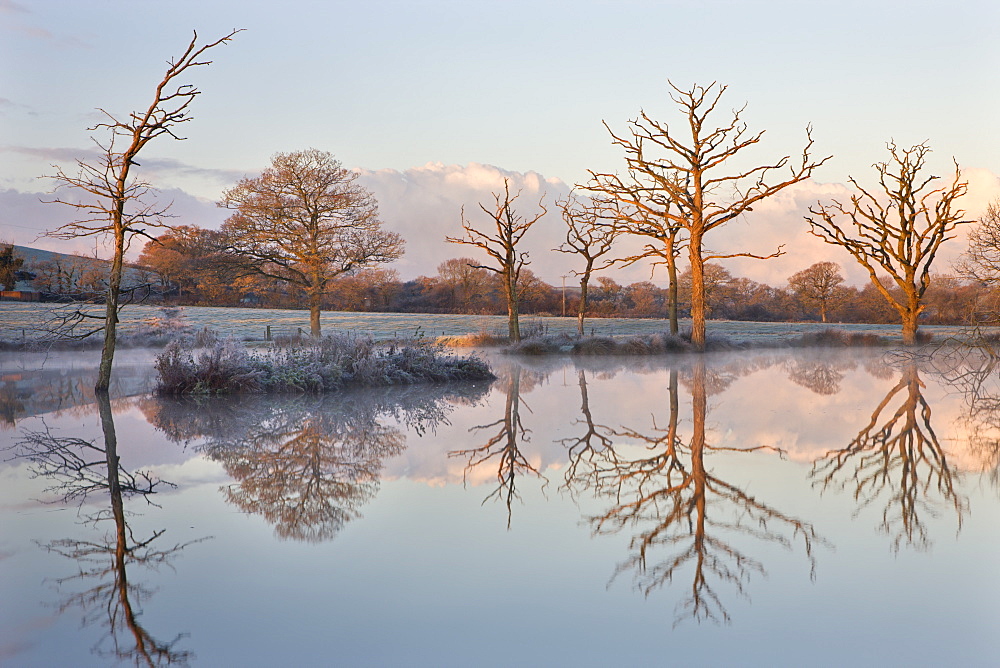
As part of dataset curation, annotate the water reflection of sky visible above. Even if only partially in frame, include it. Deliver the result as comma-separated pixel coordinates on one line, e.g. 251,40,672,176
1,348,998,666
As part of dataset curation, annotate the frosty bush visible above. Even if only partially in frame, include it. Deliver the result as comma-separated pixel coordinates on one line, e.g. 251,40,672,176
155,334,495,395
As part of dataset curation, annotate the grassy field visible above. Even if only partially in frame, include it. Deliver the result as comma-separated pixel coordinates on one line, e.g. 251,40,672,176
0,301,979,347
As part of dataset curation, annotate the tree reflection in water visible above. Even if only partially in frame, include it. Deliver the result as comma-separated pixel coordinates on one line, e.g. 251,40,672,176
565,358,825,626
12,393,198,666
784,355,858,396
450,365,549,528
935,351,1000,489
811,361,967,551
148,382,490,542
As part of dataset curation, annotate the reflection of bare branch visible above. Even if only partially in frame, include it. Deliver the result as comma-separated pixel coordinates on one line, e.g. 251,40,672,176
558,370,617,493
11,423,170,510
572,361,824,626
42,530,201,666
925,350,1000,489
450,366,546,528
25,393,199,665
811,363,966,551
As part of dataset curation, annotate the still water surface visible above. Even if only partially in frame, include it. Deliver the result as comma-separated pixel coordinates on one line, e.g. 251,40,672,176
1,347,997,666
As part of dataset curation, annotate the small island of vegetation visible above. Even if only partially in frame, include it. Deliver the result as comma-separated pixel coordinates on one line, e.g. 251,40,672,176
154,333,495,395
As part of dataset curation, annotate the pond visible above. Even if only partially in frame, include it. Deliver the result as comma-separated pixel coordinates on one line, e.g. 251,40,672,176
1,346,997,666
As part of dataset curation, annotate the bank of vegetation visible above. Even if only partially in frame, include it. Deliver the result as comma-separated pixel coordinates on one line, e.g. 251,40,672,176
154,334,495,395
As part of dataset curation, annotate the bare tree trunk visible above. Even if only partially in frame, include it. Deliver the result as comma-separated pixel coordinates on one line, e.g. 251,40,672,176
901,308,919,346
689,233,707,351
578,276,589,337
96,227,125,392
309,284,322,337
505,271,520,341
666,239,679,336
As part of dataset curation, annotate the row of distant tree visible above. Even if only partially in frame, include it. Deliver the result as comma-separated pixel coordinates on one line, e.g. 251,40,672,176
0,227,966,325
2,235,991,326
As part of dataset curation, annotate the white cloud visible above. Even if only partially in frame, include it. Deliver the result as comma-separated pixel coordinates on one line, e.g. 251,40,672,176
6,161,1000,288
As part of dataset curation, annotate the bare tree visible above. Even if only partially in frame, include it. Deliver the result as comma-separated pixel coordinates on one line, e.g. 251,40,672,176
555,195,617,335
807,142,970,345
958,199,1000,289
45,30,241,392
446,178,546,341
590,82,828,350
787,261,845,323
584,167,687,333
221,149,404,337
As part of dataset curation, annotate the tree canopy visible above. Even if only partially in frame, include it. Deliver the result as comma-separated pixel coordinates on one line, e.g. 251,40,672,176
221,148,404,336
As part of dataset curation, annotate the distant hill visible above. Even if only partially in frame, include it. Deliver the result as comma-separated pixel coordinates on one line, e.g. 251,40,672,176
5,244,149,293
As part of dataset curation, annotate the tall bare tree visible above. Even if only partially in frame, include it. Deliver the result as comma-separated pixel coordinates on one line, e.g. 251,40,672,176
787,261,845,323
807,142,969,345
446,178,546,341
590,81,828,350
585,167,687,333
221,149,404,337
45,30,241,391
555,194,617,335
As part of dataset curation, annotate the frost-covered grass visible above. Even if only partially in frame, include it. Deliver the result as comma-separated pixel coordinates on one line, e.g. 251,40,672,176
0,302,980,348
154,334,496,395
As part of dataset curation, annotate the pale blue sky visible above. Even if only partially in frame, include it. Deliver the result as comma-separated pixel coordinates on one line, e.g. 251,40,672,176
3,0,997,188
2,0,998,283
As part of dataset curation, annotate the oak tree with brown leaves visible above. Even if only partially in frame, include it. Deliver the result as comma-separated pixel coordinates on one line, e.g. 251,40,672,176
787,261,845,323
221,149,404,337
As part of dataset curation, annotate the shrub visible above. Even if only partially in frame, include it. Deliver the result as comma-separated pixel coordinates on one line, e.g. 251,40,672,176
571,333,692,355
791,328,887,348
438,331,508,348
155,334,495,395
155,338,263,394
